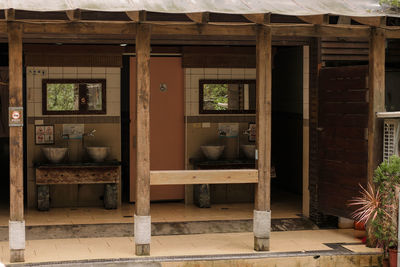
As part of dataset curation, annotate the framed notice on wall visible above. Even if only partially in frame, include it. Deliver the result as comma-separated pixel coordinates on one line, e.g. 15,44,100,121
35,125,54,145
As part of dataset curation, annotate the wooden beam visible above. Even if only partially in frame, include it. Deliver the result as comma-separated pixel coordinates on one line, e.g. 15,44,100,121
368,28,385,182
270,24,370,38
254,25,272,251
66,9,81,21
135,23,151,256
186,12,209,24
297,15,328,25
8,21,24,263
17,21,374,38
352,16,385,27
243,13,270,24
126,11,146,22
22,21,137,35
150,170,258,185
5,9,15,21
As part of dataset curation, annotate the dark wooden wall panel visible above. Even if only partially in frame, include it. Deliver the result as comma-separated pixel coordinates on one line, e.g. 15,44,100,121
317,65,369,218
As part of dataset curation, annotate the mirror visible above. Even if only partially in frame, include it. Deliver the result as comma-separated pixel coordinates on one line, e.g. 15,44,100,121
199,79,256,114
42,79,106,115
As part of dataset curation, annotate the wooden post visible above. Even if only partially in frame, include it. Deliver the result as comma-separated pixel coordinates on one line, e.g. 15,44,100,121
134,23,151,256
367,28,385,182
254,25,272,251
8,22,25,263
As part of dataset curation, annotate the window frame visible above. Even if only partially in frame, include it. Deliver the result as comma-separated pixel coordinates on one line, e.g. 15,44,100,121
42,79,106,115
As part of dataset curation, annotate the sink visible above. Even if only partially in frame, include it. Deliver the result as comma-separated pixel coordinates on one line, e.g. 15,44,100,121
86,147,110,162
42,147,68,163
241,145,256,159
200,145,224,160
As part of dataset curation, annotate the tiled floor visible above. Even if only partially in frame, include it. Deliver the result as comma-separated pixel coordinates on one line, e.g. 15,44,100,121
0,194,301,226
0,229,381,265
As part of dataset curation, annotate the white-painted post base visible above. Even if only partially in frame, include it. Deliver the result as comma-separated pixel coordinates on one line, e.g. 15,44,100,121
9,220,25,262
134,214,151,256
253,210,271,251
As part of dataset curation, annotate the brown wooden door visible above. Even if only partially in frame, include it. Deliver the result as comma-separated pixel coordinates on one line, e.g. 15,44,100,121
317,65,369,218
130,57,185,202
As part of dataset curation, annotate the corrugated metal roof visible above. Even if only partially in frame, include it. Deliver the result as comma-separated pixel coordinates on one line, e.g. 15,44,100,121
0,0,398,17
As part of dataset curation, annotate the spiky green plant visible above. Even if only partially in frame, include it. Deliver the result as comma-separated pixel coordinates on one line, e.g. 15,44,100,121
349,183,382,224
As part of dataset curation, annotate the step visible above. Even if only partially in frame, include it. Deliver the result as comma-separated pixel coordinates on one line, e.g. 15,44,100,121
0,217,318,241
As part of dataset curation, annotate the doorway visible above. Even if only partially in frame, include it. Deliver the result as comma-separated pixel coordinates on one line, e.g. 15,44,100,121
271,46,304,216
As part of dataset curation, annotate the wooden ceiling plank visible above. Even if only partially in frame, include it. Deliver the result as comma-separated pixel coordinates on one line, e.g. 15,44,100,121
185,12,209,24
337,16,351,25
297,15,328,24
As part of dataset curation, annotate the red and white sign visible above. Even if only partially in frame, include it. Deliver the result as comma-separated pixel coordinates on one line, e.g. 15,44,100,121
9,107,23,127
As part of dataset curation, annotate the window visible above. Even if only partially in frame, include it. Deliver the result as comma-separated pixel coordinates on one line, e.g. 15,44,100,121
42,79,106,115
199,79,256,114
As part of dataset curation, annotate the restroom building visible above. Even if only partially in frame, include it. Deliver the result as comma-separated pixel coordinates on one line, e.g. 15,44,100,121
0,0,398,263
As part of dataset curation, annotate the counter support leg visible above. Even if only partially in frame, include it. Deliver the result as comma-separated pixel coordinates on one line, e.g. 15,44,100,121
37,185,50,211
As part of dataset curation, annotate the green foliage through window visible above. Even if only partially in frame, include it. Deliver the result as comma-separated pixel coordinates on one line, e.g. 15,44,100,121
203,83,228,110
46,83,78,111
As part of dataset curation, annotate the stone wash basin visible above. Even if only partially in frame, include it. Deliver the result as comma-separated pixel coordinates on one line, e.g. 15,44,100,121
42,147,68,163
241,145,256,159
201,145,225,160
86,147,110,162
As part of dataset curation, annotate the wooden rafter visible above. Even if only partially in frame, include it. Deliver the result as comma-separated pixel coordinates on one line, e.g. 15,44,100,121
66,9,81,21
186,12,209,24
5,9,15,21
243,13,270,24
352,16,386,27
297,15,328,25
126,11,146,22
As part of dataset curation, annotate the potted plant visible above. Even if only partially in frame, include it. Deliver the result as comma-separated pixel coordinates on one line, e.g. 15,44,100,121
350,155,400,267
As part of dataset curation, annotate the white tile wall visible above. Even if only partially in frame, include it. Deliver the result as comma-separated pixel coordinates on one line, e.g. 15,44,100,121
184,68,256,116
26,66,121,117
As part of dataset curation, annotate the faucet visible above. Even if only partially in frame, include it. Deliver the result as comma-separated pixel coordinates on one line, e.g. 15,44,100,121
243,128,251,135
82,129,96,151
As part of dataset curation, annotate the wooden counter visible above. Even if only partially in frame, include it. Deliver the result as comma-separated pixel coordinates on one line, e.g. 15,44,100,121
34,161,121,211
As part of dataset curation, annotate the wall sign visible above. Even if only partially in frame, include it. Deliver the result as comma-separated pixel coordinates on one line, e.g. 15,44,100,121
35,125,54,145
9,107,23,127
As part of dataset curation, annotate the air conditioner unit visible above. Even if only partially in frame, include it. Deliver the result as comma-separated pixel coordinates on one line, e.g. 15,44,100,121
383,119,400,161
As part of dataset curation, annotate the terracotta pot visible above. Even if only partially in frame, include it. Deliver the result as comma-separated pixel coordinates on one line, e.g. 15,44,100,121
389,248,398,267
354,221,366,231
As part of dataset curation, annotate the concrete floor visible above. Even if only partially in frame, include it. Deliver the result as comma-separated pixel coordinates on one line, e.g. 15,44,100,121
0,229,381,265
